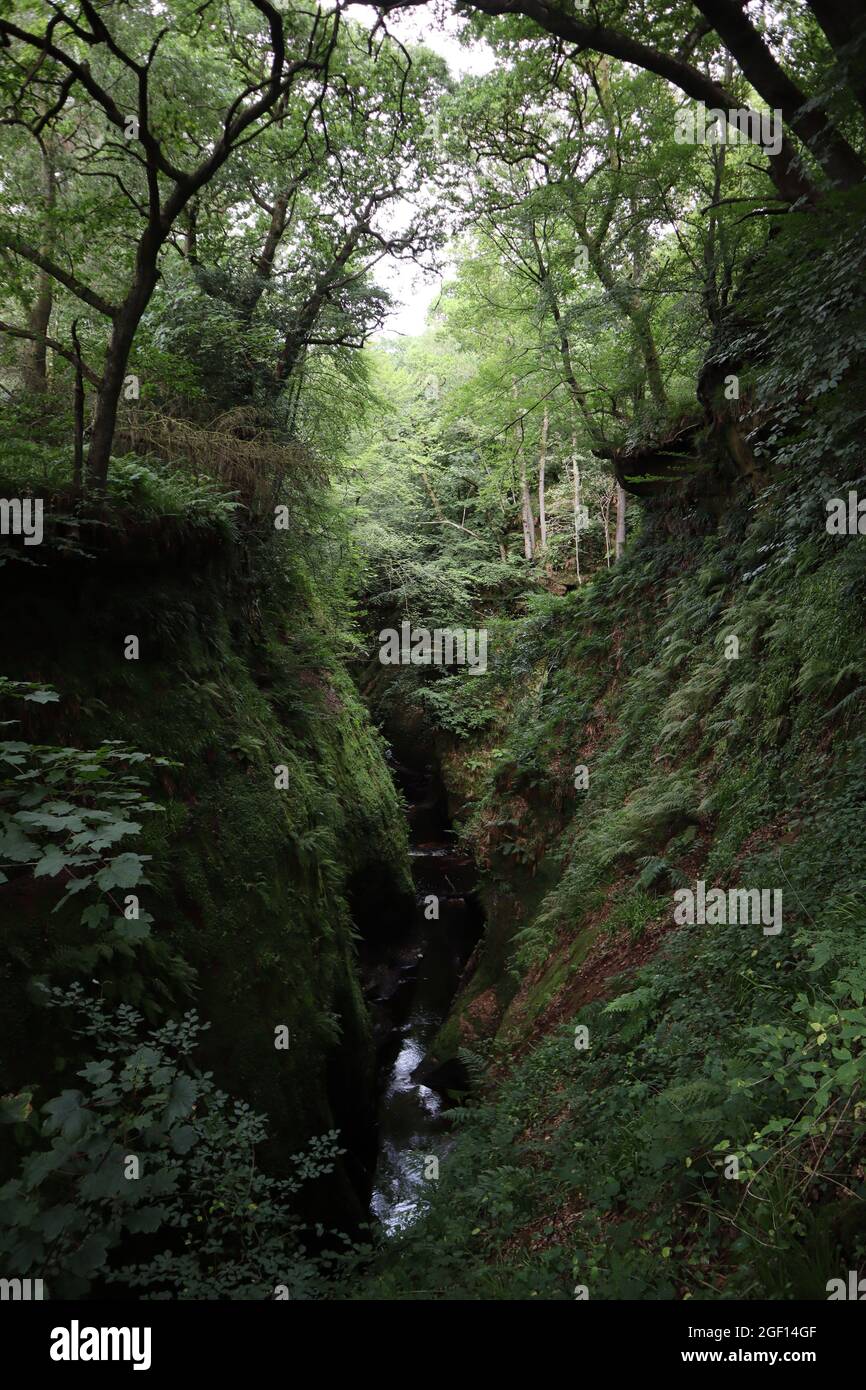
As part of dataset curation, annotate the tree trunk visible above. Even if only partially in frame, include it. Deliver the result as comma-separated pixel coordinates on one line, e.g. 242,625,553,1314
540,266,602,445
615,483,627,560
631,307,666,409
520,449,536,559
71,320,84,489
537,405,548,552
277,208,371,380
419,463,445,523
601,487,613,567
21,144,56,393
87,257,160,488
571,433,582,585
512,377,536,559
185,200,199,264
239,187,293,322
24,274,53,392
578,225,668,410
692,0,866,188
806,0,866,114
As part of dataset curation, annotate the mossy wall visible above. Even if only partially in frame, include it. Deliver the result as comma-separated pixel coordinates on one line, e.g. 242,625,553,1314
0,517,413,1221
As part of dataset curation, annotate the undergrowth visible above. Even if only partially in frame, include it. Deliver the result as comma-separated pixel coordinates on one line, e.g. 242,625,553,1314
354,459,866,1300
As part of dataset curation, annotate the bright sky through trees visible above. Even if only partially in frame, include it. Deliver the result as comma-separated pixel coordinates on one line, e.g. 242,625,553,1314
355,6,495,336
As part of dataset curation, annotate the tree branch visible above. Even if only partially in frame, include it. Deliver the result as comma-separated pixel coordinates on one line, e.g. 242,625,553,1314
0,320,100,384
0,234,117,318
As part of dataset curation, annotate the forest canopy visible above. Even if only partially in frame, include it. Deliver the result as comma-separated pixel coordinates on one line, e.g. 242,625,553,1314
0,0,863,501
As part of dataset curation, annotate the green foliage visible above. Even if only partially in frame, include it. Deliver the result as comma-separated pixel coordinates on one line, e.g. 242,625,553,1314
356,378,866,1300
0,680,194,1009
0,990,343,1299
0,426,240,542
0,657,406,1293
2,0,866,1308
0,501,412,1230
0,704,167,904
729,190,866,483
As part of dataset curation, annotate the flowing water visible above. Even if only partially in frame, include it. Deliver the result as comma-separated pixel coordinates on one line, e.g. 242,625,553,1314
364,757,481,1234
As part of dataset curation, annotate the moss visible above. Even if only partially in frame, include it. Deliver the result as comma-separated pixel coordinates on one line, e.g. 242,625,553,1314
0,522,412,1221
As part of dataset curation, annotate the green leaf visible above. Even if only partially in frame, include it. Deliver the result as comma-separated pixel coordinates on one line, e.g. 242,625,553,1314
0,821,37,863
165,1075,197,1124
95,852,149,891
41,1203,80,1240
34,845,71,878
170,1124,198,1154
81,903,110,930
113,918,151,944
125,1205,170,1234
43,1090,90,1142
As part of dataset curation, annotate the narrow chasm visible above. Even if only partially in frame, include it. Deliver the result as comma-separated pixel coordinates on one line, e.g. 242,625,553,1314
359,750,483,1234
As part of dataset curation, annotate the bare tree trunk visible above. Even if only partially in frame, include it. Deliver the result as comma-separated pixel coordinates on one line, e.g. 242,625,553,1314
520,449,536,559
512,376,536,559
601,487,613,567
538,404,548,552
571,432,582,584
185,200,199,264
71,320,84,489
238,179,304,322
21,142,56,393
286,352,306,436
615,482,627,560
87,252,160,488
24,276,53,392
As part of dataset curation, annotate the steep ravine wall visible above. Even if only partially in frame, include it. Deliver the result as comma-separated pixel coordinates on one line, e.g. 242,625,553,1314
417,456,866,1073
355,456,866,1298
0,518,413,1224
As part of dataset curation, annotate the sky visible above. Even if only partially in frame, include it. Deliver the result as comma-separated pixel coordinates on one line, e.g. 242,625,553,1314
346,4,495,338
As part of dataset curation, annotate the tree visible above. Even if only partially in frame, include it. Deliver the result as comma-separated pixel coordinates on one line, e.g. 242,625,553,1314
0,3,450,485
360,0,866,201
0,1,340,485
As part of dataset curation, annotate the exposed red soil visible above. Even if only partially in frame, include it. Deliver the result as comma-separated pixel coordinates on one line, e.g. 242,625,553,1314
458,985,502,1044
298,667,343,713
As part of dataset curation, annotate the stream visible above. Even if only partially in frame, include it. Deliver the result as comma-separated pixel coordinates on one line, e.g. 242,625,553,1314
363,757,482,1234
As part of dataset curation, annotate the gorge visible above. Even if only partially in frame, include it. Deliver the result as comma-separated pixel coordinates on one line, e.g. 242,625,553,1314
0,0,865,1320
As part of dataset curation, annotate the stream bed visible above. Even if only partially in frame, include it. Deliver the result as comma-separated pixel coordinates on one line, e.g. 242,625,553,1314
363,757,481,1234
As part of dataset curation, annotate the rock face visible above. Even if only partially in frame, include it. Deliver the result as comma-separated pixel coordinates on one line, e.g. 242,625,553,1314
612,419,706,498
